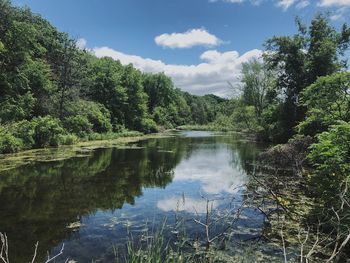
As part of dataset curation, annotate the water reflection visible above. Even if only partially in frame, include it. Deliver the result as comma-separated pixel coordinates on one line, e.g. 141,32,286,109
0,131,262,262
172,148,246,194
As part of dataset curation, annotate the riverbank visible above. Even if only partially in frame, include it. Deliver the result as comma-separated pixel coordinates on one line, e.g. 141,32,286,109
0,131,174,172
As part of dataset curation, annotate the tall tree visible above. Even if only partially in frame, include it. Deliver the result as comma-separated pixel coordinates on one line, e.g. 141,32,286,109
50,33,86,120
85,56,127,126
264,14,350,142
241,59,275,122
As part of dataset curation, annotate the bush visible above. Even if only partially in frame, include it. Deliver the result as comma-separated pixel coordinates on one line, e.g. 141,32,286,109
299,72,350,136
64,100,112,134
308,121,350,204
232,105,259,132
64,115,93,137
0,133,23,154
140,118,158,134
32,116,65,147
8,120,36,149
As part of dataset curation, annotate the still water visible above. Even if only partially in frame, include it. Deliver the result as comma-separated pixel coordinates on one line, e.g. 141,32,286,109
0,131,266,262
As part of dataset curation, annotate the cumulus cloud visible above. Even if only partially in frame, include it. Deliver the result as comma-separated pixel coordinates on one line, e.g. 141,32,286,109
319,0,350,7
154,28,223,49
93,46,262,97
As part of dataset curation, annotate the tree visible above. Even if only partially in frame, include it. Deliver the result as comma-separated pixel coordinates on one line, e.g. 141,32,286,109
50,33,87,120
264,14,350,142
298,72,350,136
241,59,275,122
85,56,127,127
143,72,175,113
121,64,149,131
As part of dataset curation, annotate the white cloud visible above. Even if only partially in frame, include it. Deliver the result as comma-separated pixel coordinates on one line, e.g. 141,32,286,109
330,6,349,19
93,46,262,97
210,0,311,9
276,0,297,10
319,0,350,7
155,29,223,49
76,38,87,50
296,0,310,8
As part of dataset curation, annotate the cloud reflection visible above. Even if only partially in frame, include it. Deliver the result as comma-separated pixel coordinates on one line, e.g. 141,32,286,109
173,148,246,194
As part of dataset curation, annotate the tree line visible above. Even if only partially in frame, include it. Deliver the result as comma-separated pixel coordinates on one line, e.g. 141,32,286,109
0,0,227,154
214,13,350,259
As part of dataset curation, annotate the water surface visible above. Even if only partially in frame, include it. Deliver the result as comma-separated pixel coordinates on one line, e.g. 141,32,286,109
0,131,265,262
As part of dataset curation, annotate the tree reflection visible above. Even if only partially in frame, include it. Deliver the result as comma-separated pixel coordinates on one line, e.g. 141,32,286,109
0,138,187,262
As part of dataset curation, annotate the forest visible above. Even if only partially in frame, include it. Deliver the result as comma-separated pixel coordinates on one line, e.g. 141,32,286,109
0,0,228,154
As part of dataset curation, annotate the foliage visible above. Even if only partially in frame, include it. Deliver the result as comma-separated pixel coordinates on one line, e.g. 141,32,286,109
231,105,259,132
308,121,350,204
63,115,93,137
241,59,275,121
0,0,227,154
298,72,350,136
32,116,65,147
0,132,23,154
0,92,36,123
263,14,350,142
139,118,158,134
64,100,113,135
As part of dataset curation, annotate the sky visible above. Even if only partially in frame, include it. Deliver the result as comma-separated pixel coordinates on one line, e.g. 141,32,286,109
12,0,350,97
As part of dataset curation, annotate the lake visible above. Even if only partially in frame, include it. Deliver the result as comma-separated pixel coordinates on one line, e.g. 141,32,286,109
0,131,273,262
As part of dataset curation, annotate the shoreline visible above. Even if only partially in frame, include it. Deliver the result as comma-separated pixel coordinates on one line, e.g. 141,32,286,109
0,132,174,173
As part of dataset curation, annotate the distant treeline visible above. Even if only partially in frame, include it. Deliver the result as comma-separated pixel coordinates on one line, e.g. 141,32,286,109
0,0,228,153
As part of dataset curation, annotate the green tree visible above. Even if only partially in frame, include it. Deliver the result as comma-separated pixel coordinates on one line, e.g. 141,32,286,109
85,56,127,126
298,72,350,136
50,34,87,120
121,64,149,131
264,14,350,142
241,59,275,122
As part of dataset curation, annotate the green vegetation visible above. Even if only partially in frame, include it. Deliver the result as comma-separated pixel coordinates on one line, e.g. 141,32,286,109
207,14,350,144
2,0,350,260
0,0,227,154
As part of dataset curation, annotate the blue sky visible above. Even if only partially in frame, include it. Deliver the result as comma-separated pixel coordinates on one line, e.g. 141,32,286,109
13,0,350,97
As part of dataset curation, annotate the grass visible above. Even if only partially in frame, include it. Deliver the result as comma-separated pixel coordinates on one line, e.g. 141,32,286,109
118,221,228,263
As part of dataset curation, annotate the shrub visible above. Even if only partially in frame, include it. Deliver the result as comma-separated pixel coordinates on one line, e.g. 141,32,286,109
0,133,23,154
64,115,93,137
10,120,36,149
32,116,65,147
299,72,350,136
140,118,158,134
308,121,350,204
64,100,113,134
